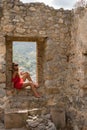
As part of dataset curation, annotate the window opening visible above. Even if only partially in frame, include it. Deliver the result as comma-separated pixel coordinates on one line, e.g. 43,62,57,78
13,41,36,82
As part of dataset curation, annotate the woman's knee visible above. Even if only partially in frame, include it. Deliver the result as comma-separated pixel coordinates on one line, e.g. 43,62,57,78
29,81,34,87
25,72,30,77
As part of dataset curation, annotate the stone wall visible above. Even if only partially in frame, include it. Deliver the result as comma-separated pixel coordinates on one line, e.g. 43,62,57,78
0,0,87,129
0,1,71,98
66,7,87,130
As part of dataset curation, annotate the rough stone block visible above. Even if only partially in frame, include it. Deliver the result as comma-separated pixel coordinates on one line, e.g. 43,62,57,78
0,45,6,54
0,88,5,98
4,110,28,129
0,73,6,83
82,127,87,130
2,25,14,32
50,105,66,129
46,87,60,95
0,7,3,18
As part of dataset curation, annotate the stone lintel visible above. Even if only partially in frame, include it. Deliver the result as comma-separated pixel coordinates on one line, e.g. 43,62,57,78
5,35,48,43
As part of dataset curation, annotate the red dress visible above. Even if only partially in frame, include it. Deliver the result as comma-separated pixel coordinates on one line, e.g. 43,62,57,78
12,75,24,89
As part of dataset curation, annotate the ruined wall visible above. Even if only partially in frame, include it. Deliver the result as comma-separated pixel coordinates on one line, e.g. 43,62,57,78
0,0,72,129
0,0,71,101
1,0,87,129
65,7,87,130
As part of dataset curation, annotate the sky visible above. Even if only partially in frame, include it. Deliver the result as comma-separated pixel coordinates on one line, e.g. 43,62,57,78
20,0,77,9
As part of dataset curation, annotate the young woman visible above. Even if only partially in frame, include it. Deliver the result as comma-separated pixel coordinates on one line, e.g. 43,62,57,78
12,62,40,98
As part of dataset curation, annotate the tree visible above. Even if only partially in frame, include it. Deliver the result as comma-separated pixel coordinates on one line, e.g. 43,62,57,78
74,0,87,8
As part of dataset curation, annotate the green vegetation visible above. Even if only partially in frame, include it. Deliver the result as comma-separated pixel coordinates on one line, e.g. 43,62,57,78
13,42,36,81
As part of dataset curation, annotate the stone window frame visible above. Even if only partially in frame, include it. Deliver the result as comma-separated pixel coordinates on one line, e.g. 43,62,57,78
5,35,47,90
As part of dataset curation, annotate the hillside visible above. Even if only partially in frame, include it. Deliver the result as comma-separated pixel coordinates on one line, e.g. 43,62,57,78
13,42,36,81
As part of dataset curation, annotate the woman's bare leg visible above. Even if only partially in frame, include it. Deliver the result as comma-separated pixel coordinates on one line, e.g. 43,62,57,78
21,72,39,87
21,72,32,81
22,81,40,98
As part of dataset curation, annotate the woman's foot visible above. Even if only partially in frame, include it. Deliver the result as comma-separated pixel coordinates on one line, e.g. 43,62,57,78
34,93,41,98
33,82,39,88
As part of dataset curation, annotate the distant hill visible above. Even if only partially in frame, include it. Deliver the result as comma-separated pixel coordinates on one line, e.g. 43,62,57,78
13,42,36,81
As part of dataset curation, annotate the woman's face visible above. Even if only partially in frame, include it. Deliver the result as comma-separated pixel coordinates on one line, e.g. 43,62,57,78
13,64,19,71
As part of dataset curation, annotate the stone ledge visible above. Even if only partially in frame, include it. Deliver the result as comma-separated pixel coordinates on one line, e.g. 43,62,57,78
45,87,60,95
12,87,32,97
6,96,48,109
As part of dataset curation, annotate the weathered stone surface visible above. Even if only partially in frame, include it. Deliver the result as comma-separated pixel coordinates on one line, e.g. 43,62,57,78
0,73,6,83
16,28,25,34
0,45,6,55
45,87,60,95
0,88,5,98
50,104,66,129
26,114,57,130
2,25,14,32
82,127,87,130
4,110,28,129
